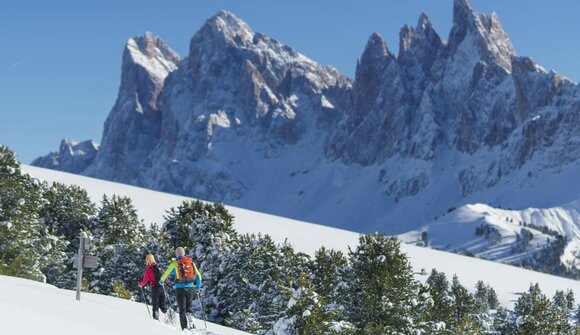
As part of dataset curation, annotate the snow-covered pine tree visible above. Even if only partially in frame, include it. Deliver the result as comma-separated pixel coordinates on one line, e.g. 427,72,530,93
272,272,353,335
0,145,53,282
448,275,483,333
566,289,575,311
345,233,419,334
513,283,558,334
38,182,97,288
312,247,349,321
88,195,146,297
551,290,572,334
473,280,490,313
487,285,499,310
40,182,97,253
220,233,291,334
424,269,454,325
493,307,516,334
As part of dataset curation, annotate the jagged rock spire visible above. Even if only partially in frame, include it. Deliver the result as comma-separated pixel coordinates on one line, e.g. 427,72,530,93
353,33,390,118
448,0,515,71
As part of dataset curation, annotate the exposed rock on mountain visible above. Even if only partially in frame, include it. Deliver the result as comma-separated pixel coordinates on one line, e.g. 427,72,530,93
34,1,580,237
32,139,99,174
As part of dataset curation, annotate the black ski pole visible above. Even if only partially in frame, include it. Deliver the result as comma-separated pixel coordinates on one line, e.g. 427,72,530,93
140,286,152,319
196,291,208,329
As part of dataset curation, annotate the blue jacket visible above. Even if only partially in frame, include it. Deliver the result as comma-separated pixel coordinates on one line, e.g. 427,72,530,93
160,256,202,290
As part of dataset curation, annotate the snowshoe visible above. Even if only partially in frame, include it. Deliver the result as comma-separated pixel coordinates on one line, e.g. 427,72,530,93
164,307,176,327
186,313,196,330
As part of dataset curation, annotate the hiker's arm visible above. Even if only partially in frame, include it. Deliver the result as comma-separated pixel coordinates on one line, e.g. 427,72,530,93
138,268,152,287
195,276,202,292
160,262,176,283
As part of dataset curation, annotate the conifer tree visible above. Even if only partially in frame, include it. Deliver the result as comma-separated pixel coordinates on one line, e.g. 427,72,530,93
312,247,349,319
38,182,97,288
0,145,50,281
513,284,558,334
39,182,97,252
274,272,351,335
345,233,418,334
219,234,290,333
425,269,454,325
88,195,146,297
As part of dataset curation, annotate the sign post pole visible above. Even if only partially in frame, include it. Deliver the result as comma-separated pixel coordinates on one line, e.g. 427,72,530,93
75,231,87,301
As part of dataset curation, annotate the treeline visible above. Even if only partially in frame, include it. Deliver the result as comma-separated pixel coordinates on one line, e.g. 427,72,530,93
2,144,580,334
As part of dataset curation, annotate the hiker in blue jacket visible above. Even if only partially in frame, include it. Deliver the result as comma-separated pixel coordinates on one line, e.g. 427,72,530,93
160,247,202,329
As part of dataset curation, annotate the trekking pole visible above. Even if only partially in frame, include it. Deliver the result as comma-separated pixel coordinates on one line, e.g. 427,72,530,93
140,286,152,319
196,291,208,329
162,284,176,326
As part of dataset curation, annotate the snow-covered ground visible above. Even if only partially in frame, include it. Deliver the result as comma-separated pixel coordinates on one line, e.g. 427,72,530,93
0,274,250,335
399,202,580,269
21,165,580,309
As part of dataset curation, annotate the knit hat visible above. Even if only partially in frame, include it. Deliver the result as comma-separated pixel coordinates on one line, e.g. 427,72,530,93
175,247,185,257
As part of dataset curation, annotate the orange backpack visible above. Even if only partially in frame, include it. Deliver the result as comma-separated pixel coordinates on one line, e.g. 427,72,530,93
177,256,197,283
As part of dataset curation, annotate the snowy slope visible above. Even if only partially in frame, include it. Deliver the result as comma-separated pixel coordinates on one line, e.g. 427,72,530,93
21,165,580,309
0,274,250,335
399,201,580,270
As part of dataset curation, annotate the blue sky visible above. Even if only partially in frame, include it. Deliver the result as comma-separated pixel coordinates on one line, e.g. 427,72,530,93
1,0,580,163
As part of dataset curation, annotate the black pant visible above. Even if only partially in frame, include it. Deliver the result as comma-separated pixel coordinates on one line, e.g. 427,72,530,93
150,285,167,320
176,287,194,329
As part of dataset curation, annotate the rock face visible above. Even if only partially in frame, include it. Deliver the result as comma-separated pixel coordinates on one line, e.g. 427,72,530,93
32,139,99,174
83,32,181,182
33,0,580,232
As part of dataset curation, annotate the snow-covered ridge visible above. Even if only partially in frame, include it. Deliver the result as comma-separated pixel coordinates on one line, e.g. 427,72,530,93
22,164,580,309
400,202,580,271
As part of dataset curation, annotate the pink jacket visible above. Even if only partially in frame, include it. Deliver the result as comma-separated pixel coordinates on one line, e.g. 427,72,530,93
138,264,160,288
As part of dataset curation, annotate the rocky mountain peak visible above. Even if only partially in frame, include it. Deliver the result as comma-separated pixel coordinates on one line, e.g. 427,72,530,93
361,32,390,63
354,33,391,118
124,32,180,84
416,12,433,34
449,0,515,71
191,10,255,50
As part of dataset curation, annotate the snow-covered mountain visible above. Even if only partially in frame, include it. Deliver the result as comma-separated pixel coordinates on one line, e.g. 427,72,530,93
34,0,580,269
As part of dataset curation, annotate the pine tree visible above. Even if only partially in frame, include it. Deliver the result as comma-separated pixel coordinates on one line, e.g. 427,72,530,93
38,182,97,288
448,275,482,333
345,233,419,334
552,290,572,334
487,285,499,310
220,234,292,334
474,280,489,313
87,195,146,297
424,269,454,325
0,145,50,281
493,307,516,335
273,272,351,335
513,283,558,334
39,182,97,252
566,289,576,311
312,247,349,320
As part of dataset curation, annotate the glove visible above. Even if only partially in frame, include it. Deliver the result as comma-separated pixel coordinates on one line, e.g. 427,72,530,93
159,280,164,286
